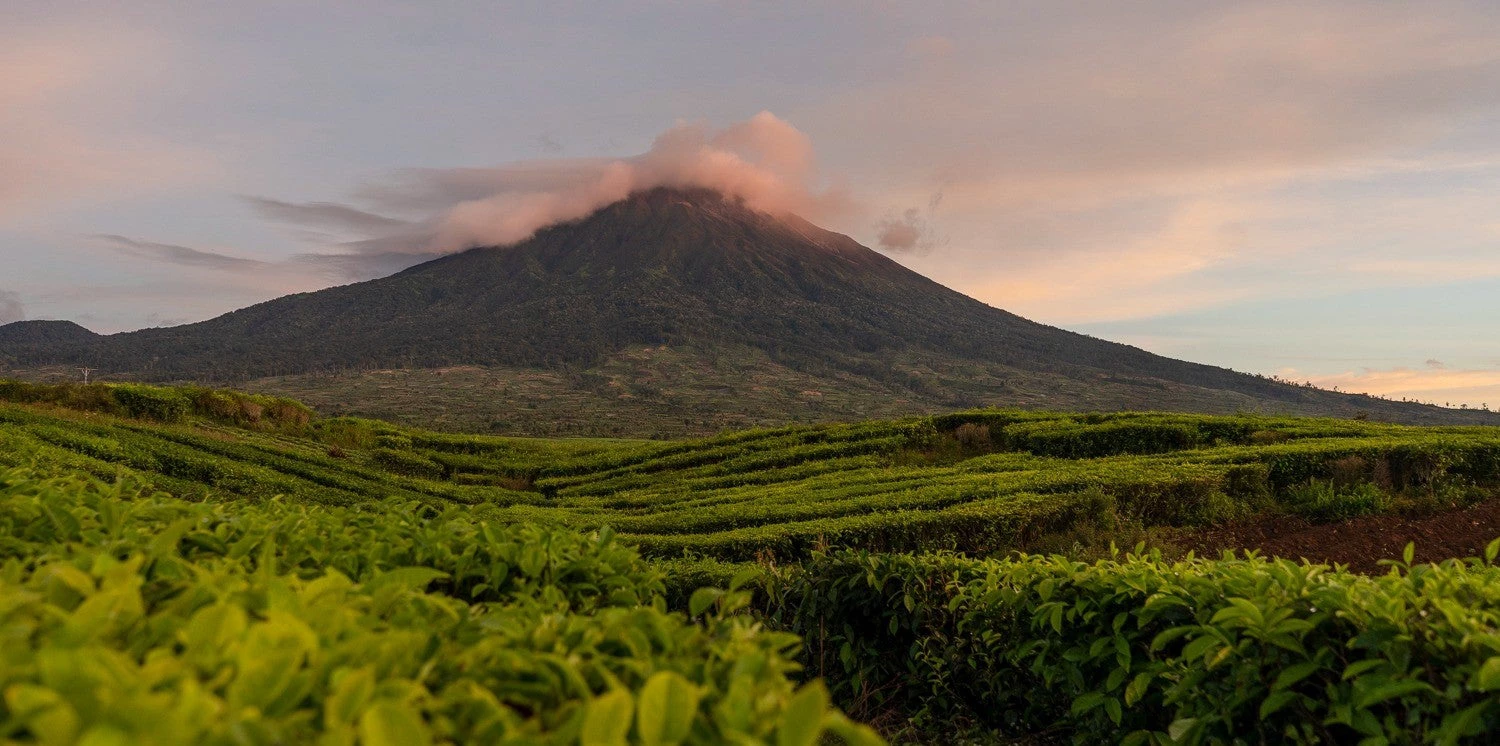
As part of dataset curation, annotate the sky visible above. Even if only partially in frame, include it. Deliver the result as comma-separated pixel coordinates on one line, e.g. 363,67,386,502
3,1,1500,407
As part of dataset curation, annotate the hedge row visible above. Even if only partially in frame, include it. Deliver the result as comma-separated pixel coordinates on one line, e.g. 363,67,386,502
0,379,312,430
0,467,882,745
768,548,1500,744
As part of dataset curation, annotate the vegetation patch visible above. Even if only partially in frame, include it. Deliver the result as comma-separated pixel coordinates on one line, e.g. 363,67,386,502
6,383,1500,742
768,547,1500,744
0,468,880,746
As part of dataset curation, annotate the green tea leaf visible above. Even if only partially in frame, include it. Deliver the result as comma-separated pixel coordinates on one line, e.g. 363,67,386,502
777,682,829,746
359,700,432,746
637,671,700,746
582,689,633,746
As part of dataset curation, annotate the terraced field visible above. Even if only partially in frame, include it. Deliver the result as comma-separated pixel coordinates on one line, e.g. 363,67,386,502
7,387,1499,566
8,380,1500,744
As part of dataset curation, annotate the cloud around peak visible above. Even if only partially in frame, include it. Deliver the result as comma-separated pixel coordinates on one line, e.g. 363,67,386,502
251,111,851,266
96,113,851,287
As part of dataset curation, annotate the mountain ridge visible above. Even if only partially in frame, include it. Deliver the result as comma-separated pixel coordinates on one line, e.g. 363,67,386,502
4,186,1495,430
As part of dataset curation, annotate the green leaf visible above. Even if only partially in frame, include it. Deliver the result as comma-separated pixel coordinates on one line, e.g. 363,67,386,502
147,517,195,557
1271,661,1322,692
325,666,377,727
1259,690,1298,719
582,690,634,746
365,567,449,593
1150,626,1194,652
1472,657,1500,692
44,564,96,601
637,672,701,746
1104,697,1123,725
1070,692,1106,715
1342,659,1388,681
688,587,722,617
1124,672,1153,707
1355,679,1434,709
358,700,432,746
181,602,248,661
75,726,129,746
729,567,761,592
4,684,79,744
1403,542,1415,565
1436,701,1491,746
1181,634,1219,662
777,682,829,746
227,619,314,712
1167,717,1198,742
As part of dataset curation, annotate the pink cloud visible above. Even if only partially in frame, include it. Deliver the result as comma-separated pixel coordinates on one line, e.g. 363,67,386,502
250,112,853,261
426,112,849,252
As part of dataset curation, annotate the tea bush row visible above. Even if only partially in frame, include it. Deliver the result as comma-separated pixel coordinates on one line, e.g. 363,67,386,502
0,467,883,745
768,547,1500,744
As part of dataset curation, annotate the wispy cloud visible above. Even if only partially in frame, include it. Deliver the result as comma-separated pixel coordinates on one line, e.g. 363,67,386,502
94,233,429,284
93,234,268,271
241,197,411,235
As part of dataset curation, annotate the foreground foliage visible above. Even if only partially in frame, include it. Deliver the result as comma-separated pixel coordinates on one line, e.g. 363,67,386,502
7,384,1500,743
0,468,879,746
771,547,1500,744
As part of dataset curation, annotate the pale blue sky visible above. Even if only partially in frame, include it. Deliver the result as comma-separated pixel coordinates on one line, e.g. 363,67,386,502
3,1,1499,404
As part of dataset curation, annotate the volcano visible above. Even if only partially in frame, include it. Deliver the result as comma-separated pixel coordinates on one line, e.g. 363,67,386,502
4,187,1495,433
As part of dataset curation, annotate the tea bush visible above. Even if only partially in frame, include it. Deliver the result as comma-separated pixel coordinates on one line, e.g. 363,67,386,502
0,468,882,745
770,547,1500,744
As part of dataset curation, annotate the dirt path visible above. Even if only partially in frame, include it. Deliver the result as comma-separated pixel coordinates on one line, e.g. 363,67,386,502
1172,499,1500,574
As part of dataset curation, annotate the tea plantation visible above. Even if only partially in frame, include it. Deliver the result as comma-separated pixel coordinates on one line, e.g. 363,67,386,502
5,380,1500,744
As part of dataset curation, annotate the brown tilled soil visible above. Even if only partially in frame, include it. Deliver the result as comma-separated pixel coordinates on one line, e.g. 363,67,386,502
1171,498,1500,574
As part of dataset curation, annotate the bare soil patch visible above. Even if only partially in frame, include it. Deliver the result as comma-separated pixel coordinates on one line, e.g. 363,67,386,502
1172,498,1500,573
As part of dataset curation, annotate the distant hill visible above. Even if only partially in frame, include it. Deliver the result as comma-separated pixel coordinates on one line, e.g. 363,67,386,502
0,320,99,346
4,187,1496,433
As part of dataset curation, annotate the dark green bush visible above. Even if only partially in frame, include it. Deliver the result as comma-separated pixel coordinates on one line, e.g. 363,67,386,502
769,547,1500,744
1285,480,1387,522
112,384,189,422
1004,420,1202,458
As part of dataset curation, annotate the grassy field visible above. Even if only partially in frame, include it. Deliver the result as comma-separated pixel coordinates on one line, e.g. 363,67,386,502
5,380,1500,743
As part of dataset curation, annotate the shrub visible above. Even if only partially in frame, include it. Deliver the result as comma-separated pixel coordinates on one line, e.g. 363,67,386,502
1249,429,1290,445
769,546,1500,744
0,380,120,415
1285,480,1386,522
111,384,189,422
1005,421,1202,458
312,417,381,449
953,422,993,451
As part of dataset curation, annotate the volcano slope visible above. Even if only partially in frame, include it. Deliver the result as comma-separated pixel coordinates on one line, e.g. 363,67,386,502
4,187,1496,435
